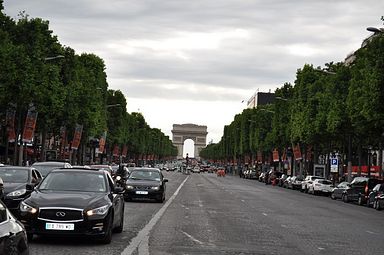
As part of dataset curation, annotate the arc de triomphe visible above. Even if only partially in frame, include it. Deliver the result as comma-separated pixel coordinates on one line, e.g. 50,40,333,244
171,124,208,159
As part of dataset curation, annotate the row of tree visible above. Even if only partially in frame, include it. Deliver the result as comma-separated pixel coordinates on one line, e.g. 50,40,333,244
201,21,384,178
0,2,177,165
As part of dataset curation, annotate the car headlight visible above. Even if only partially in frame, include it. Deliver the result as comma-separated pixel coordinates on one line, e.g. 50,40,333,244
151,186,160,190
7,188,27,197
126,185,134,190
86,205,109,217
20,201,38,214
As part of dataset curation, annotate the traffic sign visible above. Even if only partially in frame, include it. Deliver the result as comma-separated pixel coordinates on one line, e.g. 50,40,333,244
330,158,338,173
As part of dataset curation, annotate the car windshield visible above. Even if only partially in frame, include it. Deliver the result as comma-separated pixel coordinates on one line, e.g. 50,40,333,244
0,168,29,183
39,171,106,192
129,170,161,181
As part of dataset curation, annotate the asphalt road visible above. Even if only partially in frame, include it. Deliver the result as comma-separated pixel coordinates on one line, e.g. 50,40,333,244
29,171,384,255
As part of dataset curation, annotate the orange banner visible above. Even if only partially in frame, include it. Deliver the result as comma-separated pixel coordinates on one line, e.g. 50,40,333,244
6,107,16,143
113,145,120,157
71,124,83,150
22,105,38,143
98,131,107,153
273,149,279,162
293,144,302,161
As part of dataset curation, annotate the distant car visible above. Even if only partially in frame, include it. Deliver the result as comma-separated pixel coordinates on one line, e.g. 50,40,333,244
330,182,349,200
124,168,168,203
290,176,303,190
31,161,72,177
0,166,42,216
192,167,201,173
342,177,383,205
301,176,324,193
19,168,125,243
87,164,113,175
367,183,384,209
308,179,332,195
0,200,29,254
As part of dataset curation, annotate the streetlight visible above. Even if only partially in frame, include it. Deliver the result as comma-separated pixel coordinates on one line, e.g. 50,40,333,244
44,55,65,61
366,27,384,34
106,104,121,109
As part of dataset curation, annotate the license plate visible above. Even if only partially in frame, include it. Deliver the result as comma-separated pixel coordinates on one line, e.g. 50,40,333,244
136,191,148,195
46,223,74,231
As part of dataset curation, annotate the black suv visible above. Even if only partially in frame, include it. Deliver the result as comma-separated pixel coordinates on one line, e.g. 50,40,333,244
342,177,383,205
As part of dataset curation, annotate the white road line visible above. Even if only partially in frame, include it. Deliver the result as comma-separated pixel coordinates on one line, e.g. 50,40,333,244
366,230,376,235
318,247,325,250
121,176,189,255
181,230,204,245
262,213,268,216
241,200,245,203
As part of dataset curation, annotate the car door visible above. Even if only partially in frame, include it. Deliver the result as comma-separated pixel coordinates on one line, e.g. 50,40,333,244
106,174,123,227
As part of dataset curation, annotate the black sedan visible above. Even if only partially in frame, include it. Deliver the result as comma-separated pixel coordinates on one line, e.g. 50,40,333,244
0,200,29,255
19,168,125,244
0,166,42,216
124,168,168,203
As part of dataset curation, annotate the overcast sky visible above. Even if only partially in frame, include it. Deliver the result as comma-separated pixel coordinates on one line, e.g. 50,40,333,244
3,0,384,156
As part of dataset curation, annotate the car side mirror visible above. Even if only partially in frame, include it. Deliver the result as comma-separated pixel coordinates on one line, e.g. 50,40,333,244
163,179,168,183
26,184,34,192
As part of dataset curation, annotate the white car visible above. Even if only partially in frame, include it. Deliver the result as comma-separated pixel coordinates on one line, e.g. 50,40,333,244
192,167,201,173
308,179,332,195
301,176,324,193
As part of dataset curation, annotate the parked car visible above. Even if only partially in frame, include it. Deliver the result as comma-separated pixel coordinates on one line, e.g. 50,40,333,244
258,172,265,182
375,191,384,211
124,168,168,203
19,168,125,243
342,177,383,205
330,181,349,200
0,166,42,216
308,179,332,195
301,176,324,193
367,183,384,209
278,174,288,187
245,169,258,179
283,176,292,188
192,166,201,173
31,161,72,177
0,200,29,254
291,176,304,190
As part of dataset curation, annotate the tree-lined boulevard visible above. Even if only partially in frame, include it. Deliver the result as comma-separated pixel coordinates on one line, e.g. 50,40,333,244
27,171,384,255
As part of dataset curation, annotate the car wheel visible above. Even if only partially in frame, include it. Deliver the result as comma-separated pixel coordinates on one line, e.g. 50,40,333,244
358,196,363,206
373,200,377,209
100,215,113,244
331,192,336,200
342,194,349,203
376,201,382,211
114,206,124,233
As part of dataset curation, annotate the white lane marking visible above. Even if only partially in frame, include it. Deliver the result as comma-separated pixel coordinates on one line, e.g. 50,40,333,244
318,247,325,250
262,213,268,216
241,200,245,203
121,176,189,255
181,230,204,245
281,224,287,228
366,230,376,235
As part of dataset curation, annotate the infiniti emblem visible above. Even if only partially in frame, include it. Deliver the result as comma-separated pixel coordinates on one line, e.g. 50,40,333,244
56,211,66,217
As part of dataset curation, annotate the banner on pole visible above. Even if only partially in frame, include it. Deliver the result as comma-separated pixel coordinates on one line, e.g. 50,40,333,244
22,104,38,143
71,124,83,150
6,107,16,143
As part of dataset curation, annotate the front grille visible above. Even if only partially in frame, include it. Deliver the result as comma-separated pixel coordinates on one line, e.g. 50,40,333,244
134,186,152,190
38,208,84,222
